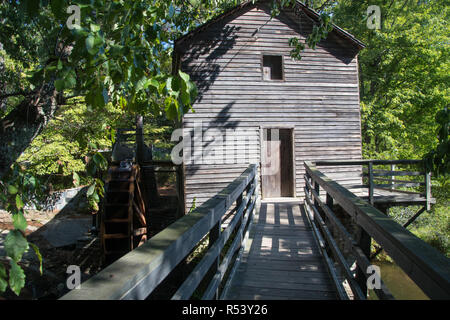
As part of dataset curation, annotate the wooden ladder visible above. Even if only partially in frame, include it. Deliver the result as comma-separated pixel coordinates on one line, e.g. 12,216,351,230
100,163,147,265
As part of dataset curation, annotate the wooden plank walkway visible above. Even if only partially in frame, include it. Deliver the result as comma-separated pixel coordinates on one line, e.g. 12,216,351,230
223,200,337,300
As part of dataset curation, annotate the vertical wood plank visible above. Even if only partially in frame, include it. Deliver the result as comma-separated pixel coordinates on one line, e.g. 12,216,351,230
368,162,374,206
355,227,371,298
425,172,431,211
390,164,396,190
314,180,320,208
208,219,221,299
135,116,144,165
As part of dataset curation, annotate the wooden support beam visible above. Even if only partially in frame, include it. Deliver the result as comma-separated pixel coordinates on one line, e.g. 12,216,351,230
403,206,427,229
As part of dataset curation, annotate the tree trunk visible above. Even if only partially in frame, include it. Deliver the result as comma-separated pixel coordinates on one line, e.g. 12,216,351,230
0,84,58,179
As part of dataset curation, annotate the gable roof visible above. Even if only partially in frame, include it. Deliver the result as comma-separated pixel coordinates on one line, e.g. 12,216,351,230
174,0,365,52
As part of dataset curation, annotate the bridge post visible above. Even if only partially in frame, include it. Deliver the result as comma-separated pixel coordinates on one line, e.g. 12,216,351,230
326,193,333,208
314,181,320,208
368,161,374,206
136,115,144,165
425,171,431,211
208,219,221,299
390,164,396,190
355,227,371,298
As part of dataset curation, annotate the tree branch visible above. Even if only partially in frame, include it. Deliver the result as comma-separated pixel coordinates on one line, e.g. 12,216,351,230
316,0,335,12
0,90,37,100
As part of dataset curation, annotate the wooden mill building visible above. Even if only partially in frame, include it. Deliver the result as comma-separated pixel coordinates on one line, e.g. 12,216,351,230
173,0,366,212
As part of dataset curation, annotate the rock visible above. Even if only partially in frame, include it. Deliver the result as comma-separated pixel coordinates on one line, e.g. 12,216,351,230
27,225,38,232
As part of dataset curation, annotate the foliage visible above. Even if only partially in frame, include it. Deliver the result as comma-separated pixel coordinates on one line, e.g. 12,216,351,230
0,0,244,295
389,183,450,257
331,0,449,168
17,98,128,189
327,0,449,256
289,11,333,60
0,164,44,295
424,107,449,178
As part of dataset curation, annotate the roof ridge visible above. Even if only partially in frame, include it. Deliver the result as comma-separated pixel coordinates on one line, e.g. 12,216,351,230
174,0,365,50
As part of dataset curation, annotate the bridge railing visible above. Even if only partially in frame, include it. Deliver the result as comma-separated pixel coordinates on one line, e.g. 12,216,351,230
60,164,258,300
315,160,432,210
304,161,450,300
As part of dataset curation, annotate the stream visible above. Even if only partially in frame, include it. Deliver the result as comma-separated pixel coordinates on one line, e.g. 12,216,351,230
368,262,429,300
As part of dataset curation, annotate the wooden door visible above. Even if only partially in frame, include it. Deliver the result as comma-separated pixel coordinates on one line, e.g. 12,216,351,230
261,129,293,198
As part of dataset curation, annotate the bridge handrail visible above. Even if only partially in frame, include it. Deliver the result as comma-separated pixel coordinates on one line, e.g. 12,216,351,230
314,159,432,210
60,164,258,300
304,161,450,300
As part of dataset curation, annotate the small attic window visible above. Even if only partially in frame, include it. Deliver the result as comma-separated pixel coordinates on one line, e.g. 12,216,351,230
262,55,283,80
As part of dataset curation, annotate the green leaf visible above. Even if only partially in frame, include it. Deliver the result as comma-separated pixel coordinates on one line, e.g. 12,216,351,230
180,90,190,106
94,87,106,108
15,195,24,210
168,4,175,19
171,76,181,93
102,88,109,105
166,76,173,92
55,79,65,92
73,172,80,187
9,260,26,296
179,70,190,83
147,79,159,89
26,175,37,188
29,243,43,275
93,153,107,170
12,212,27,231
4,230,29,262
64,70,77,89
92,191,100,203
85,35,95,54
165,98,179,121
90,23,100,32
109,44,124,57
85,35,103,55
188,81,198,100
8,185,18,195
87,184,96,197
0,264,7,293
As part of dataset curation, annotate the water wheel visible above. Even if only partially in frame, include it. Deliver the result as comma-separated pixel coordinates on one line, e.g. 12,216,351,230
100,162,148,264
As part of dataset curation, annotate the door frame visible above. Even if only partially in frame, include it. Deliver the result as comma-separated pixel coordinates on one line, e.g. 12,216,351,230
259,125,296,199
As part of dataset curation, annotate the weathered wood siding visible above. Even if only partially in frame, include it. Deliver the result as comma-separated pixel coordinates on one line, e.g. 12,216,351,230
176,3,363,212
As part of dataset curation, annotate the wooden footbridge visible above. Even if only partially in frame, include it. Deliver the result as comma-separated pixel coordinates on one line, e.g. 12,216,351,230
61,158,450,300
